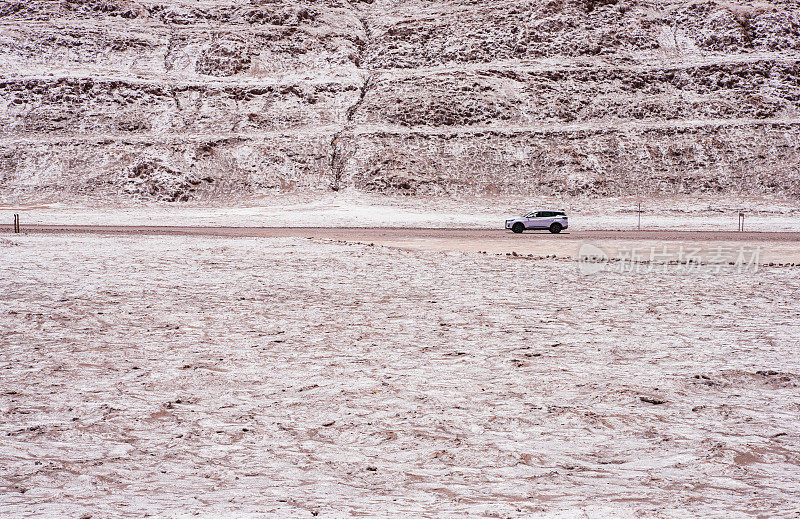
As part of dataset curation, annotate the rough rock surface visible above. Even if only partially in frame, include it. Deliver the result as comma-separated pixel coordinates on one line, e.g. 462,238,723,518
0,0,799,199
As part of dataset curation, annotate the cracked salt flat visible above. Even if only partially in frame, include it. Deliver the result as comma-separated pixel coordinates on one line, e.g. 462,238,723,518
1,234,799,517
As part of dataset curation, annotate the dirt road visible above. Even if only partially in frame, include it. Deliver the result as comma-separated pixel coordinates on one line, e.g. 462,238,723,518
5,224,800,242
4,225,800,263
2,225,800,266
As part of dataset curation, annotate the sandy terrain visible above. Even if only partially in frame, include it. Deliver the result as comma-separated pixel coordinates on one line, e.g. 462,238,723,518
2,233,799,517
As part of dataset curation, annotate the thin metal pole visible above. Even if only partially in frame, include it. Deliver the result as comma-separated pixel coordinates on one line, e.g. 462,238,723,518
13,213,19,233
637,202,641,230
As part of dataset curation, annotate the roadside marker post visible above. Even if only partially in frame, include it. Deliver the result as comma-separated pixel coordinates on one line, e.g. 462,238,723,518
13,213,20,233
636,202,643,230
738,212,745,232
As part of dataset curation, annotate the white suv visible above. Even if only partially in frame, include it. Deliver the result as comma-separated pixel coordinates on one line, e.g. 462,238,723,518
505,210,568,234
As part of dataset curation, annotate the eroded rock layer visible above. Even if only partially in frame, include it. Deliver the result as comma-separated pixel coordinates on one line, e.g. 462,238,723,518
1,0,799,200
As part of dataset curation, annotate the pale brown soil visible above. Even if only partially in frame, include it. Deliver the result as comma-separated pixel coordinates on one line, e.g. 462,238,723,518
7,225,800,264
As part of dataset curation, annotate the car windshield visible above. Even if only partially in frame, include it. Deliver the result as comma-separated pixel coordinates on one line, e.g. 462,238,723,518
524,212,536,218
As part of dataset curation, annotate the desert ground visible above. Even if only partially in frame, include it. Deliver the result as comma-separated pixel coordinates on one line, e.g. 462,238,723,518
2,228,799,517
2,0,799,516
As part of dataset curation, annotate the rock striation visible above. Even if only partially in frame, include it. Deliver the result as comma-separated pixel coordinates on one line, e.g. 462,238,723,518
0,0,798,200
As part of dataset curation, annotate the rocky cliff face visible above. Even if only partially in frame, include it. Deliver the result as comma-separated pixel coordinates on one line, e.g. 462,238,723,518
0,0,798,201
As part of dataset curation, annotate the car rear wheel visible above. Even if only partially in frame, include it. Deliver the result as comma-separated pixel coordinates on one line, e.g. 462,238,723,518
549,223,563,234
512,223,525,234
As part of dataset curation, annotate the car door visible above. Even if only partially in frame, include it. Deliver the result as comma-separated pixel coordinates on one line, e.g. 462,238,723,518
526,212,547,229
538,211,555,229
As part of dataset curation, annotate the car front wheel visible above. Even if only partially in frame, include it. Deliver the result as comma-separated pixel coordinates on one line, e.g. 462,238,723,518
549,223,563,234
512,223,525,234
